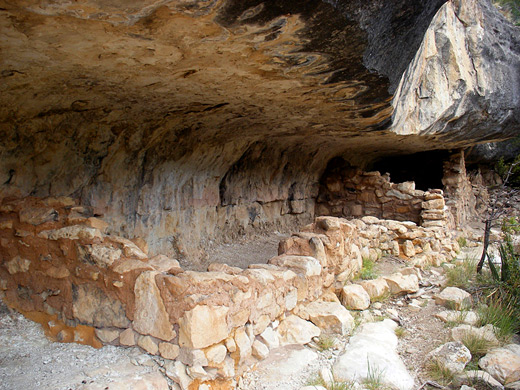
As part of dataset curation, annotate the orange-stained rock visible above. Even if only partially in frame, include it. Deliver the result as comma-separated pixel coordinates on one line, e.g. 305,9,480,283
133,271,176,341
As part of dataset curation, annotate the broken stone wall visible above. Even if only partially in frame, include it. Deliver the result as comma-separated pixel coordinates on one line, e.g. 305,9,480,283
315,162,443,226
0,196,460,387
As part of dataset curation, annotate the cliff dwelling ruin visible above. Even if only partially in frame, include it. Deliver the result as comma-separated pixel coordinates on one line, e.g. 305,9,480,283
0,0,519,389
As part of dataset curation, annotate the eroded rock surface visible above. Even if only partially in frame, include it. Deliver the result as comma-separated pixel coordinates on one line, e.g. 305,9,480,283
0,0,518,262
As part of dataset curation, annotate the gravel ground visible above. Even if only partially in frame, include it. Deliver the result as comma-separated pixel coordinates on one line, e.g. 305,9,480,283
0,300,161,390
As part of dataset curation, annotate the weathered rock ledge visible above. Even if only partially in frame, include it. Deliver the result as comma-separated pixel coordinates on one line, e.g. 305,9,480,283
0,0,518,263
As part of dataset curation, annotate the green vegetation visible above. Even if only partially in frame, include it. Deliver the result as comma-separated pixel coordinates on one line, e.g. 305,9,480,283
460,332,495,358
444,308,470,328
371,292,391,304
493,0,520,26
446,256,478,289
477,300,520,342
363,360,386,390
457,236,468,249
394,326,406,339
305,373,356,390
316,334,337,351
426,360,455,386
358,257,378,280
474,217,520,342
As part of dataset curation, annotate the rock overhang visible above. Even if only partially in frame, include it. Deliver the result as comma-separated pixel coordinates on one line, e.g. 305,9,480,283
1,0,519,258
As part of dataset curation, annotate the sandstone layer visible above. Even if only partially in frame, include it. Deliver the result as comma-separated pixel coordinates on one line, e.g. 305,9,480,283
0,0,519,261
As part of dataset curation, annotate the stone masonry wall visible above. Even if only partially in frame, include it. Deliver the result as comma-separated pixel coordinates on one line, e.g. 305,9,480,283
0,196,459,388
316,168,428,224
316,167,450,231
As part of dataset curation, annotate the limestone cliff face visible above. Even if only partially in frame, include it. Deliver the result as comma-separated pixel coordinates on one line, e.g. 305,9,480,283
0,0,518,263
391,0,520,143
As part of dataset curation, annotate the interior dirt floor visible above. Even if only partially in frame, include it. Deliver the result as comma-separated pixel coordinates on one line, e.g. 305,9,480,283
194,232,289,271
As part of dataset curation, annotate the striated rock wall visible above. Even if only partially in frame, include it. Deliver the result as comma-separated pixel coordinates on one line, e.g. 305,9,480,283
0,0,518,264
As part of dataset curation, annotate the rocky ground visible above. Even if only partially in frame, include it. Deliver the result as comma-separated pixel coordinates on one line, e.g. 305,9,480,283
1,244,519,390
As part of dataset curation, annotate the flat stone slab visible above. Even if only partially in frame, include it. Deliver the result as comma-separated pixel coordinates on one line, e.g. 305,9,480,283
253,344,319,384
332,319,414,390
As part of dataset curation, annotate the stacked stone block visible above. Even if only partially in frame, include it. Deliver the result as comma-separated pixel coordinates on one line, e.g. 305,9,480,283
0,197,459,388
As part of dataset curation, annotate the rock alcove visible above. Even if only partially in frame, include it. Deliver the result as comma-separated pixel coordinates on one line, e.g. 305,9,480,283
0,0,520,388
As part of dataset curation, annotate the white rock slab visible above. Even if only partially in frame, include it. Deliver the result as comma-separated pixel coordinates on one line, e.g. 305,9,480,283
332,319,414,390
254,345,318,383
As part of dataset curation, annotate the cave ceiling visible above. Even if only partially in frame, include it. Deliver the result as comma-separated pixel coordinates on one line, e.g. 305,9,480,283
1,0,454,157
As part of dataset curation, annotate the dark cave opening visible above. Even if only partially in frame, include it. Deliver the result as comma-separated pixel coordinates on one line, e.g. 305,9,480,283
371,150,450,191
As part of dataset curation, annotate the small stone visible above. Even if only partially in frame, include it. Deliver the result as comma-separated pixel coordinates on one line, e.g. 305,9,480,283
234,327,252,364
148,254,182,274
454,370,504,390
159,342,180,360
225,337,237,353
217,356,236,378
84,217,109,232
179,348,208,367
204,343,227,365
119,328,136,346
19,207,58,225
165,360,192,390
94,328,120,344
359,278,390,300
258,327,280,350
252,339,269,360
6,256,31,274
178,305,229,349
403,240,416,257
384,273,419,295
428,341,472,374
40,225,102,240
277,315,321,345
187,365,214,381
137,335,159,355
85,244,121,268
422,198,445,210
45,266,70,279
452,325,499,345
435,310,479,325
341,284,370,310
304,300,355,335
435,287,472,310
268,255,322,277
